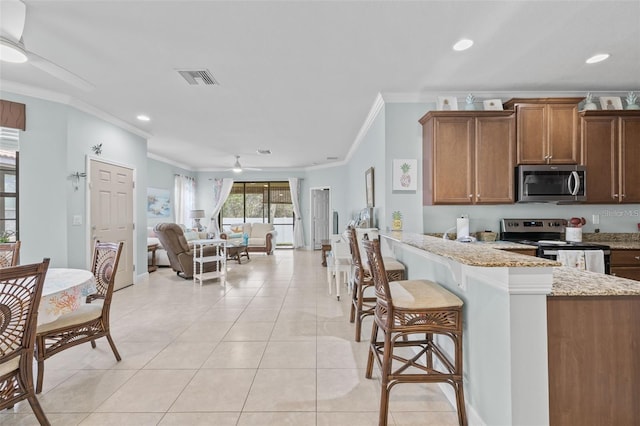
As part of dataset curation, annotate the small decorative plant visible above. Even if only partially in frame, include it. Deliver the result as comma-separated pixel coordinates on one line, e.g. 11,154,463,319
625,91,639,110
0,230,15,243
392,211,402,221
583,92,598,110
465,93,476,110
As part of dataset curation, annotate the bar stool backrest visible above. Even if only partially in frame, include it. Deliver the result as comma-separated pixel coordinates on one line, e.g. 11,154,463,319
362,238,394,327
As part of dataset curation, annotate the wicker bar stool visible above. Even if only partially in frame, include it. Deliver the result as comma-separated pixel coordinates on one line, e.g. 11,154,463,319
346,226,405,342
363,238,466,426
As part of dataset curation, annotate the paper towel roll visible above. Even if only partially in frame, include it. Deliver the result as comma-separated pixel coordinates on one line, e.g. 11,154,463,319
456,217,469,239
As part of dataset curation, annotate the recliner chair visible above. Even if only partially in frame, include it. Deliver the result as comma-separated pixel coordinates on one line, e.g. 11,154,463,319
153,223,219,279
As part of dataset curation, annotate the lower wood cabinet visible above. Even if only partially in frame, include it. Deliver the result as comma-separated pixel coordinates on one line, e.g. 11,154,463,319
547,296,640,425
610,249,640,281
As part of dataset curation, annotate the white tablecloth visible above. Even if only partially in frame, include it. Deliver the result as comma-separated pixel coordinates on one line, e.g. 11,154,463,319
40,268,96,325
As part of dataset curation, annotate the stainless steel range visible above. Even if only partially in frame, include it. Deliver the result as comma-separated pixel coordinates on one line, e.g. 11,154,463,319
500,218,611,274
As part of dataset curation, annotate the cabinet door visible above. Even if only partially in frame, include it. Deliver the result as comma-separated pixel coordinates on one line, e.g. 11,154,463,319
516,104,546,164
475,116,516,203
581,116,618,203
619,117,640,203
432,117,474,204
548,103,579,164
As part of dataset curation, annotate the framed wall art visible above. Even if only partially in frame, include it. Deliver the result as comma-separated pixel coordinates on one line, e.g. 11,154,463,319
483,99,504,110
147,187,171,218
392,159,417,191
437,96,458,111
599,96,623,110
365,167,375,207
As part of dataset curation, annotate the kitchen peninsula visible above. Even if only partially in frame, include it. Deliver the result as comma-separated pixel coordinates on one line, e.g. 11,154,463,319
379,231,640,426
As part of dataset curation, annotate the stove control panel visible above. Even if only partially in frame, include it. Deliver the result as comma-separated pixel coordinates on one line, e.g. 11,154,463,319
501,218,568,233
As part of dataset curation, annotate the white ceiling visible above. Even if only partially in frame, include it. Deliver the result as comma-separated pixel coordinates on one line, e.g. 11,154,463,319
1,1,639,171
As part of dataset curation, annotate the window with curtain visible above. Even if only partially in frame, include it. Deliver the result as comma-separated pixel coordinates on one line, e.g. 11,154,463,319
0,127,19,242
221,181,293,246
174,174,195,227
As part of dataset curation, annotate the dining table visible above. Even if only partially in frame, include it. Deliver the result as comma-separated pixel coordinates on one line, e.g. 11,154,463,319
39,268,97,325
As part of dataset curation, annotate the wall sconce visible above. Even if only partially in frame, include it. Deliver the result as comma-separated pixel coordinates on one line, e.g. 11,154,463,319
189,209,205,231
69,172,86,191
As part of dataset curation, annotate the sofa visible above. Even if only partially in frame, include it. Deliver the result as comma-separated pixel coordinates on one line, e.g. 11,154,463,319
152,223,217,278
221,222,277,255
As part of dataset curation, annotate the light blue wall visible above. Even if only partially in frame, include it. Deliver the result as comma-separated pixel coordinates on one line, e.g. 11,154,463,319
3,92,149,276
385,102,430,233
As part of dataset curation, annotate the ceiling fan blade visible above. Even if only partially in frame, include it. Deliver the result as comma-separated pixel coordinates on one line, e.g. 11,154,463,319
27,50,95,91
0,0,26,41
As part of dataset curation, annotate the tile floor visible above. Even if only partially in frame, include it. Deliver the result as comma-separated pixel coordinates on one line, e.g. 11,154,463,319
1,249,458,425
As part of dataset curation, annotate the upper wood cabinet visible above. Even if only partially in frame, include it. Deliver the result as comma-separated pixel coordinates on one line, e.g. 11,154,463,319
504,98,583,165
580,110,640,203
420,111,515,205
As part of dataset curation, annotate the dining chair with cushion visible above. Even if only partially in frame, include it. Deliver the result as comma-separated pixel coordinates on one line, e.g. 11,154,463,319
34,241,123,394
0,258,50,425
0,241,21,268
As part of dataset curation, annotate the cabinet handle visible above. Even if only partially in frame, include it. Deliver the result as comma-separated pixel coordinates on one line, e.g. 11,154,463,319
477,194,480,198
621,194,626,198
634,256,640,260
613,193,619,198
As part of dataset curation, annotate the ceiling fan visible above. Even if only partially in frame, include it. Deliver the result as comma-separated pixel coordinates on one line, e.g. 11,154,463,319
228,155,261,173
0,0,94,91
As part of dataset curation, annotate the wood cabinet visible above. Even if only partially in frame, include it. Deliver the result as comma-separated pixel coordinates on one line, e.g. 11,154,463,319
580,110,640,203
547,295,640,425
610,249,640,281
420,111,515,205
504,98,582,165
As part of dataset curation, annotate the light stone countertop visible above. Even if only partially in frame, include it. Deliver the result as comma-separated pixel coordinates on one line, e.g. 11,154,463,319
382,231,640,297
383,232,559,268
551,267,640,296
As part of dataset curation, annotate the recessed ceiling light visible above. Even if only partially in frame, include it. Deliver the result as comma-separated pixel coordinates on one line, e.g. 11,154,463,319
256,149,271,155
453,39,474,51
136,114,150,121
586,53,610,64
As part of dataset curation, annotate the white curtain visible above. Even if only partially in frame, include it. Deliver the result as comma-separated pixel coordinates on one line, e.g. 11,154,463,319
207,178,234,237
174,174,195,226
288,177,305,248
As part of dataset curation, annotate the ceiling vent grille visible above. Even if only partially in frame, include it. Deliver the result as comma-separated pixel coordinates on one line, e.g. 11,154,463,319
176,69,218,86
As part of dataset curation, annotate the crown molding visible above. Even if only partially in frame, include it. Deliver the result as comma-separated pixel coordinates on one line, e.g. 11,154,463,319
1,80,151,140
344,92,385,164
147,151,193,171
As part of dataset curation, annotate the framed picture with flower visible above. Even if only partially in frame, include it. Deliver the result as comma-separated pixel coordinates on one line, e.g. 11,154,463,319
392,159,417,191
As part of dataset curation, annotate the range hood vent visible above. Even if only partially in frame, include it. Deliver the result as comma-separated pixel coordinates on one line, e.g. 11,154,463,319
176,69,218,86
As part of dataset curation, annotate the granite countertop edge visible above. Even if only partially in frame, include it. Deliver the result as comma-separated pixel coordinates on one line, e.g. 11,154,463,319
381,231,640,297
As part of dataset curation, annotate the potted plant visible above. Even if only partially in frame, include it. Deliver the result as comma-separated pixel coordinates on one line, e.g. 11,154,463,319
0,230,15,243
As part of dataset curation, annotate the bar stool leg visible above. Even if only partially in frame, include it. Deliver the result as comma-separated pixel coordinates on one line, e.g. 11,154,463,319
378,330,393,426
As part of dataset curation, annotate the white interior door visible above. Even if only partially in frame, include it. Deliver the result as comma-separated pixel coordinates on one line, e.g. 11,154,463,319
311,188,330,249
89,159,134,290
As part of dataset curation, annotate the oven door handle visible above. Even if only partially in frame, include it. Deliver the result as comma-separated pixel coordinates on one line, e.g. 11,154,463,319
568,171,580,196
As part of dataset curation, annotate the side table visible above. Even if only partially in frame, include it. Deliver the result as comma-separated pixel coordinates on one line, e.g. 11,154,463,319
191,238,227,286
147,243,159,272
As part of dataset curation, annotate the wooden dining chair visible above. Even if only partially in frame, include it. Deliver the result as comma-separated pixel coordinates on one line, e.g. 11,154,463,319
0,258,50,426
0,241,21,268
35,241,123,394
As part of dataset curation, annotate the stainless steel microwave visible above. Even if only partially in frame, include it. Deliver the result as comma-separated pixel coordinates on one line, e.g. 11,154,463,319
516,164,586,203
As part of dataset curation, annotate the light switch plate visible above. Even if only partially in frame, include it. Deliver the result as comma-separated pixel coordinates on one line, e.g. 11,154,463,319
72,215,82,226
592,214,599,225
